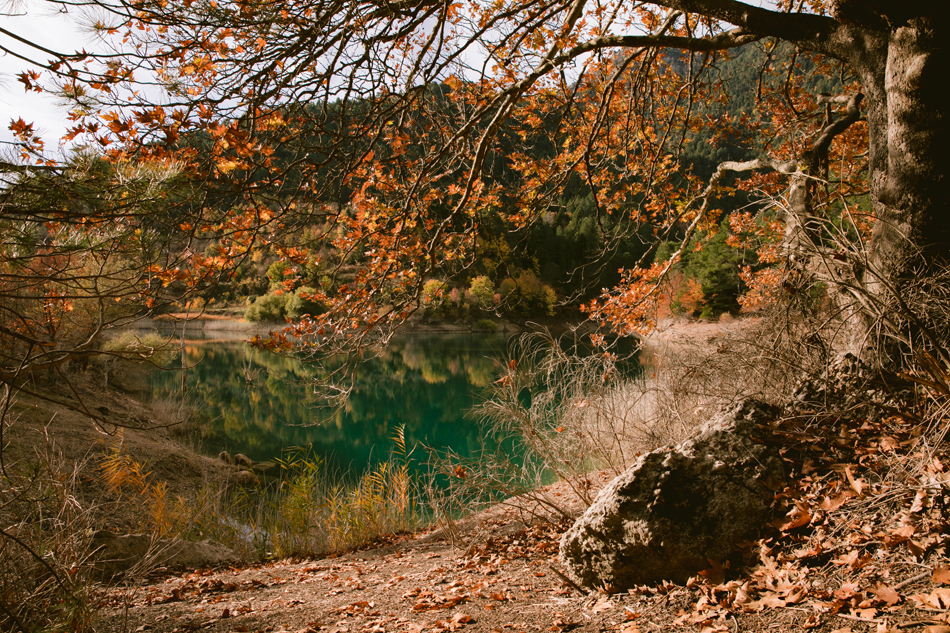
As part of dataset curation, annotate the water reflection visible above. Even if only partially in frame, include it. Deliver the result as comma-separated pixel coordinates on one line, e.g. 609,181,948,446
149,334,511,477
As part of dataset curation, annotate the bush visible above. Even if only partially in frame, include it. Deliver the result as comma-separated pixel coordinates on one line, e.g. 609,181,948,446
266,260,292,289
468,276,495,309
284,286,324,319
244,292,289,322
474,319,498,332
499,271,556,317
422,279,450,317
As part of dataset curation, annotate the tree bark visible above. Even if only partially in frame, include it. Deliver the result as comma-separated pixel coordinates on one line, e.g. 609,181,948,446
829,15,950,359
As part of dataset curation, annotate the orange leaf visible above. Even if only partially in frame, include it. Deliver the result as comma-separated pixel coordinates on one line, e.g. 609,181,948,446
933,566,950,585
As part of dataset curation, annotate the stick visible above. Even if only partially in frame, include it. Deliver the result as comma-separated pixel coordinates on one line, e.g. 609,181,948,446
548,566,589,596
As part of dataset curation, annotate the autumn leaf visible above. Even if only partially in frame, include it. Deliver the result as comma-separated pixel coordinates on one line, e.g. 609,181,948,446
933,566,950,585
870,584,901,606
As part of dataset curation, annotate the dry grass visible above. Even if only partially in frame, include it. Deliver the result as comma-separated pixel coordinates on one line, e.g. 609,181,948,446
427,308,836,523
0,390,101,633
95,431,422,560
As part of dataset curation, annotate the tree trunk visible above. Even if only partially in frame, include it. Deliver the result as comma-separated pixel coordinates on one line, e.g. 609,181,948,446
826,16,949,361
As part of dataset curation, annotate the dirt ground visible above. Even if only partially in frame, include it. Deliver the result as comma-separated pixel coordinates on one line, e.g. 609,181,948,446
93,494,948,633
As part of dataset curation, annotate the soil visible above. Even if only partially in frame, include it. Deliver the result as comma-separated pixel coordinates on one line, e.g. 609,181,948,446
8,317,950,633
92,498,947,633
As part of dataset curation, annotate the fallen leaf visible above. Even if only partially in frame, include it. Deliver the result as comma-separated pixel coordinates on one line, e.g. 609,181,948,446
871,584,901,606
845,466,865,495
822,491,858,511
835,582,860,600
879,436,899,451
851,607,878,619
590,596,613,613
934,567,950,585
746,594,785,611
699,560,726,586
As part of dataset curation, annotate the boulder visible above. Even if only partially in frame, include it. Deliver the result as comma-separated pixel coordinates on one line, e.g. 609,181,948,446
559,400,785,589
232,469,260,487
233,453,254,468
91,531,240,580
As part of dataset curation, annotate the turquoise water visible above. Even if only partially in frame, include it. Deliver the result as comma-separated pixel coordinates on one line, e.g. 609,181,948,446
149,333,512,476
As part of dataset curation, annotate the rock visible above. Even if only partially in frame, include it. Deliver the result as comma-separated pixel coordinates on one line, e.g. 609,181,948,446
233,453,254,468
559,400,785,589
91,531,240,580
218,450,234,464
251,460,278,475
232,469,259,487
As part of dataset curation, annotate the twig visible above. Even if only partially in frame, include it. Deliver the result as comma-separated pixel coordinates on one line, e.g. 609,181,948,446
548,566,589,595
836,613,883,624
895,570,931,590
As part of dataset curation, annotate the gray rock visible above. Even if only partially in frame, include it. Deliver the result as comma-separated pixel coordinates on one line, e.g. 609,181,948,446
91,531,240,580
559,400,785,589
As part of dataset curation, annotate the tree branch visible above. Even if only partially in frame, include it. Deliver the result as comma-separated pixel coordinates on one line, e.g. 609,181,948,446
646,0,839,47
564,27,762,55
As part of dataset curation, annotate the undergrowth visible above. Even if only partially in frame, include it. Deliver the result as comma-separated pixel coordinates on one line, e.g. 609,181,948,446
0,389,99,633
96,427,422,560
428,307,831,524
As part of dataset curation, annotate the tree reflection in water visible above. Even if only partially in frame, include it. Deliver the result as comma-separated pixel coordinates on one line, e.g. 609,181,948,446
149,334,511,478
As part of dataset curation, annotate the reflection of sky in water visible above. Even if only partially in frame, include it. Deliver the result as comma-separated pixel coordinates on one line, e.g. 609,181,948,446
149,334,511,477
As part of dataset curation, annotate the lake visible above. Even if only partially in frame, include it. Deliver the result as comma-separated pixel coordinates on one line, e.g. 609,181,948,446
148,332,514,478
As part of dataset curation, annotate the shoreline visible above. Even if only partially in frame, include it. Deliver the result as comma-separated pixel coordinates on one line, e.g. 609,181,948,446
140,313,599,336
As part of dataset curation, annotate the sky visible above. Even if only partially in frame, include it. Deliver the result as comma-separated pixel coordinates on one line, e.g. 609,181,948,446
0,0,96,149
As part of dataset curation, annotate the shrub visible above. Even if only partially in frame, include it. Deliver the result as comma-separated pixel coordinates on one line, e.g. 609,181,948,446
500,271,556,316
266,260,292,289
244,292,289,322
474,319,498,332
468,276,495,309
422,279,450,317
284,286,324,319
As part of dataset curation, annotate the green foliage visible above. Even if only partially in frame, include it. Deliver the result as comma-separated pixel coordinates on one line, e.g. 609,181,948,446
500,271,556,317
468,275,495,310
422,279,450,317
266,260,292,289
284,286,324,319
653,218,749,317
682,218,748,316
474,319,498,332
245,286,325,322
244,292,289,322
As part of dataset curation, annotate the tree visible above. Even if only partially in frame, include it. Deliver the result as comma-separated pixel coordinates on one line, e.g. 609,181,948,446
0,148,211,399
2,1,947,368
